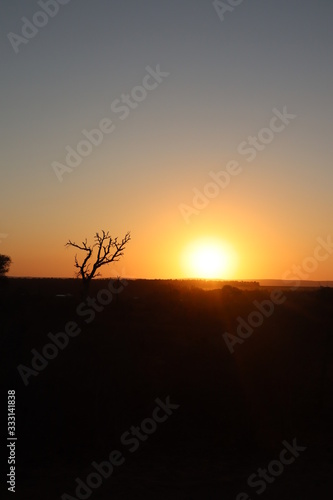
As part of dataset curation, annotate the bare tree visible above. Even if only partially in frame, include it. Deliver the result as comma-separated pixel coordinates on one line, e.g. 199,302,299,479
65,230,130,295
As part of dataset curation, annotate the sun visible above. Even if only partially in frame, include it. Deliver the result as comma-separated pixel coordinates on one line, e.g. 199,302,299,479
182,238,237,280
190,246,226,279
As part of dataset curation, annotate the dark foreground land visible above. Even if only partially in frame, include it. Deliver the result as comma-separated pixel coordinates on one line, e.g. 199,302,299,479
1,278,333,499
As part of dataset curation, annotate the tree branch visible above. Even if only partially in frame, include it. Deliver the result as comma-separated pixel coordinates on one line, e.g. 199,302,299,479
66,230,130,283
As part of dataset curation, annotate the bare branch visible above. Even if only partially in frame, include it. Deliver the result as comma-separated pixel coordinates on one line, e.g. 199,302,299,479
66,230,130,285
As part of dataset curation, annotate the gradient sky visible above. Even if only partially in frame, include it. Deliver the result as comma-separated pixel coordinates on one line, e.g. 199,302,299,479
1,0,333,280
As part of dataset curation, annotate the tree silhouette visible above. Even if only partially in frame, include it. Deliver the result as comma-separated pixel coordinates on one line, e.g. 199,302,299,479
0,254,12,277
66,230,130,295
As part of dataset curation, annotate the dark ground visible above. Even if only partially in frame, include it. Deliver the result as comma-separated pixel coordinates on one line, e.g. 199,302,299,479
1,278,333,499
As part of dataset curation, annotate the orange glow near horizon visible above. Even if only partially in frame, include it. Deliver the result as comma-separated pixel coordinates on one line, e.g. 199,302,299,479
3,215,333,281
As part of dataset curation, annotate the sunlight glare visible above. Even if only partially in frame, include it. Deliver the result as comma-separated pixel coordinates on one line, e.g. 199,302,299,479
182,239,237,280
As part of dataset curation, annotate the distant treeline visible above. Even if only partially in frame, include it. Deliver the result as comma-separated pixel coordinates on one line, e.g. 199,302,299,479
3,277,260,298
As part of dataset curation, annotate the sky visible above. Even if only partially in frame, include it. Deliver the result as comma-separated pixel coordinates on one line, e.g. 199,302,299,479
1,0,333,281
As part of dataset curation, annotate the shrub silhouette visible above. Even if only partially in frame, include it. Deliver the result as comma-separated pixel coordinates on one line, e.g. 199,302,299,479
0,254,11,277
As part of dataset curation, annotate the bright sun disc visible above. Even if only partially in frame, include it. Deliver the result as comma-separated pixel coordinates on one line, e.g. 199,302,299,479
182,239,237,279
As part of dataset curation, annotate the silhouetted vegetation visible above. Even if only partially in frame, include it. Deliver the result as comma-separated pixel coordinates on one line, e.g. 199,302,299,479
0,253,11,276
65,230,130,295
2,278,332,499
